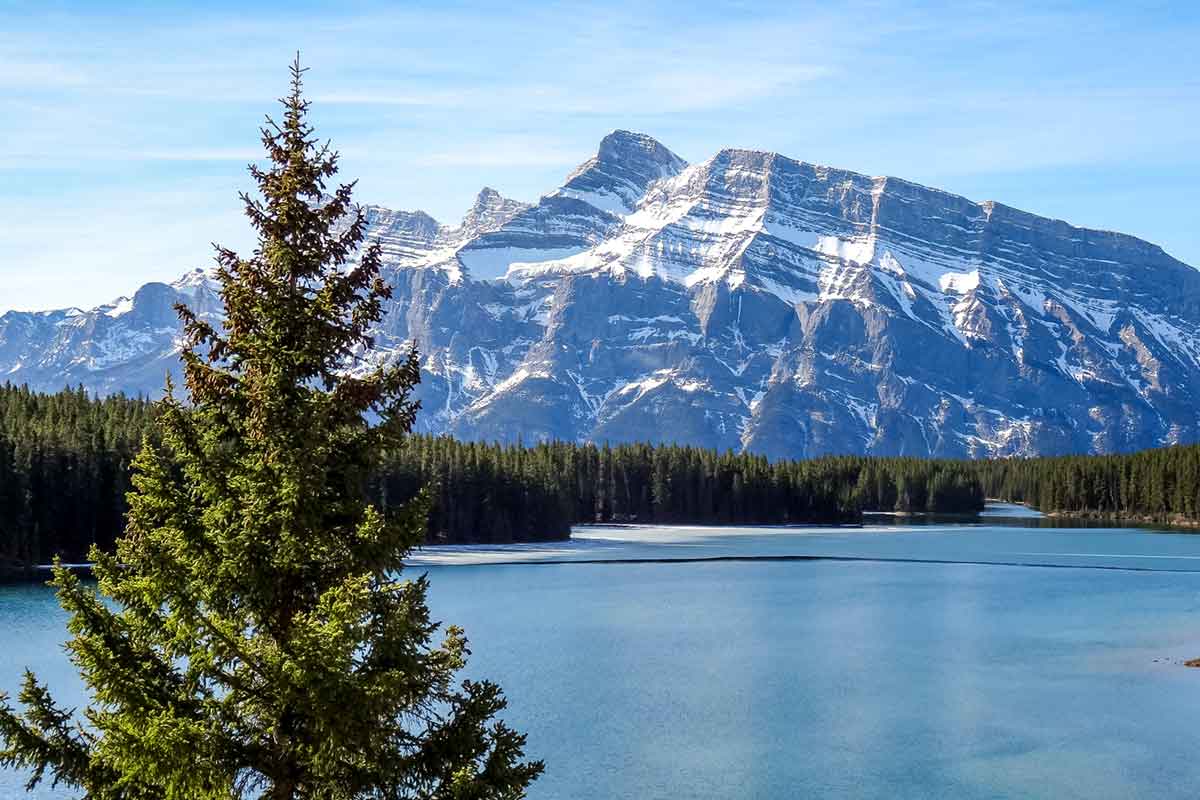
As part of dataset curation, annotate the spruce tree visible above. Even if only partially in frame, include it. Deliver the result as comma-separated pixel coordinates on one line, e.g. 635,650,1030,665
0,58,542,799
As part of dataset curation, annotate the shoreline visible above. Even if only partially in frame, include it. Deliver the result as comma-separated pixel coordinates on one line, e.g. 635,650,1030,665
0,563,93,585
1043,510,1200,529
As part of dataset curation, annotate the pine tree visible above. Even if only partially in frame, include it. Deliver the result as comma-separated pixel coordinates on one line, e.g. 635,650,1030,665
0,58,542,799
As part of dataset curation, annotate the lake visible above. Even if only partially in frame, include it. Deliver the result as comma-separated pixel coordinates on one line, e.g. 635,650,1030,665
4,506,1200,798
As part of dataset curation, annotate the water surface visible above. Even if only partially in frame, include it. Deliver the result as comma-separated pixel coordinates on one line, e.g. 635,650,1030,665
4,511,1200,798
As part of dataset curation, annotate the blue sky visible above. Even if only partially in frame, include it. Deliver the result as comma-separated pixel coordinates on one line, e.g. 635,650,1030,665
2,0,1198,312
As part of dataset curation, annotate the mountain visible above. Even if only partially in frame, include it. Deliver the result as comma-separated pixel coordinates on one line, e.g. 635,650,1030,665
0,269,224,397
4,130,1199,458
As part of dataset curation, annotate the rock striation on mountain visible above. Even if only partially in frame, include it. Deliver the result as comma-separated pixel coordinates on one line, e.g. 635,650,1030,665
5,130,1198,458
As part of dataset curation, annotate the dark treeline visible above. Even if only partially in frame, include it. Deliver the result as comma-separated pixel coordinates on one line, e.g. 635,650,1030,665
978,444,1200,522
0,384,987,571
0,384,151,577
367,437,986,542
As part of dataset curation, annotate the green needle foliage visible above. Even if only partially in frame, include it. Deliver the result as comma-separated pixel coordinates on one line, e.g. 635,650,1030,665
0,58,543,799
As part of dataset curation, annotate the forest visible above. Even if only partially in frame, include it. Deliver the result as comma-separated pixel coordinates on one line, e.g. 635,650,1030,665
381,437,985,543
0,385,150,577
0,383,984,574
976,444,1200,524
10,382,1200,578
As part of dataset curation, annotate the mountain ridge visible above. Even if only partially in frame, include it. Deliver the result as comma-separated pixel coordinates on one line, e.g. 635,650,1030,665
3,130,1197,459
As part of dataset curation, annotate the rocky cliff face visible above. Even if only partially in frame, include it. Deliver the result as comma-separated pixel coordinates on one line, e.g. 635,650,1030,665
4,131,1198,458
0,269,223,396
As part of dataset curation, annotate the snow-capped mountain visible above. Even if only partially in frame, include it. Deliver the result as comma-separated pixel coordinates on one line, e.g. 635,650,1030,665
4,130,1199,458
0,269,224,397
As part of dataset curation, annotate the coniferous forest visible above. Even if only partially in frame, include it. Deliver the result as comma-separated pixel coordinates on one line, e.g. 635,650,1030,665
977,445,1200,524
0,385,151,576
0,382,987,574
10,379,1200,579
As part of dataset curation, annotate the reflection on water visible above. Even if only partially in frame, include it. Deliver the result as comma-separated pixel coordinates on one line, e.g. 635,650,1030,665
4,513,1200,799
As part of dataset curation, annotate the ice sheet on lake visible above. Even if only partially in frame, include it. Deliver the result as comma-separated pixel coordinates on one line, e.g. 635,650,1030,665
980,501,1044,518
405,516,1200,573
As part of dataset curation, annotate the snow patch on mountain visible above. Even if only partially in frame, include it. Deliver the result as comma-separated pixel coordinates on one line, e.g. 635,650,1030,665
5,132,1200,459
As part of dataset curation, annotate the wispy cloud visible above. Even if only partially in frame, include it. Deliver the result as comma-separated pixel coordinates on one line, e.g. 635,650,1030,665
2,0,1199,312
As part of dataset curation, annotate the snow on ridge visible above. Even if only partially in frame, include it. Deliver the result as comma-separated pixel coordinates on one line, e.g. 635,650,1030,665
939,270,981,294
458,246,587,282
554,188,630,218
8,130,1200,461
104,297,134,318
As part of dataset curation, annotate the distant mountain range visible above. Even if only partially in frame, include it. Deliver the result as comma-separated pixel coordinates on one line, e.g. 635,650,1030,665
4,130,1199,458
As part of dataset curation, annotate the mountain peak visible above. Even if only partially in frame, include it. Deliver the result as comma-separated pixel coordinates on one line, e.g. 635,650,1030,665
596,130,678,165
460,187,530,239
474,186,502,204
555,131,687,216
9,133,1200,460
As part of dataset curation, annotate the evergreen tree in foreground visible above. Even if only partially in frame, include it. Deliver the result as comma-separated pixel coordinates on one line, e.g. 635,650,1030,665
0,58,543,799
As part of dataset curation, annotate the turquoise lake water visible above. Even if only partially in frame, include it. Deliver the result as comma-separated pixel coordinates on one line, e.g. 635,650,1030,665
4,510,1200,798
